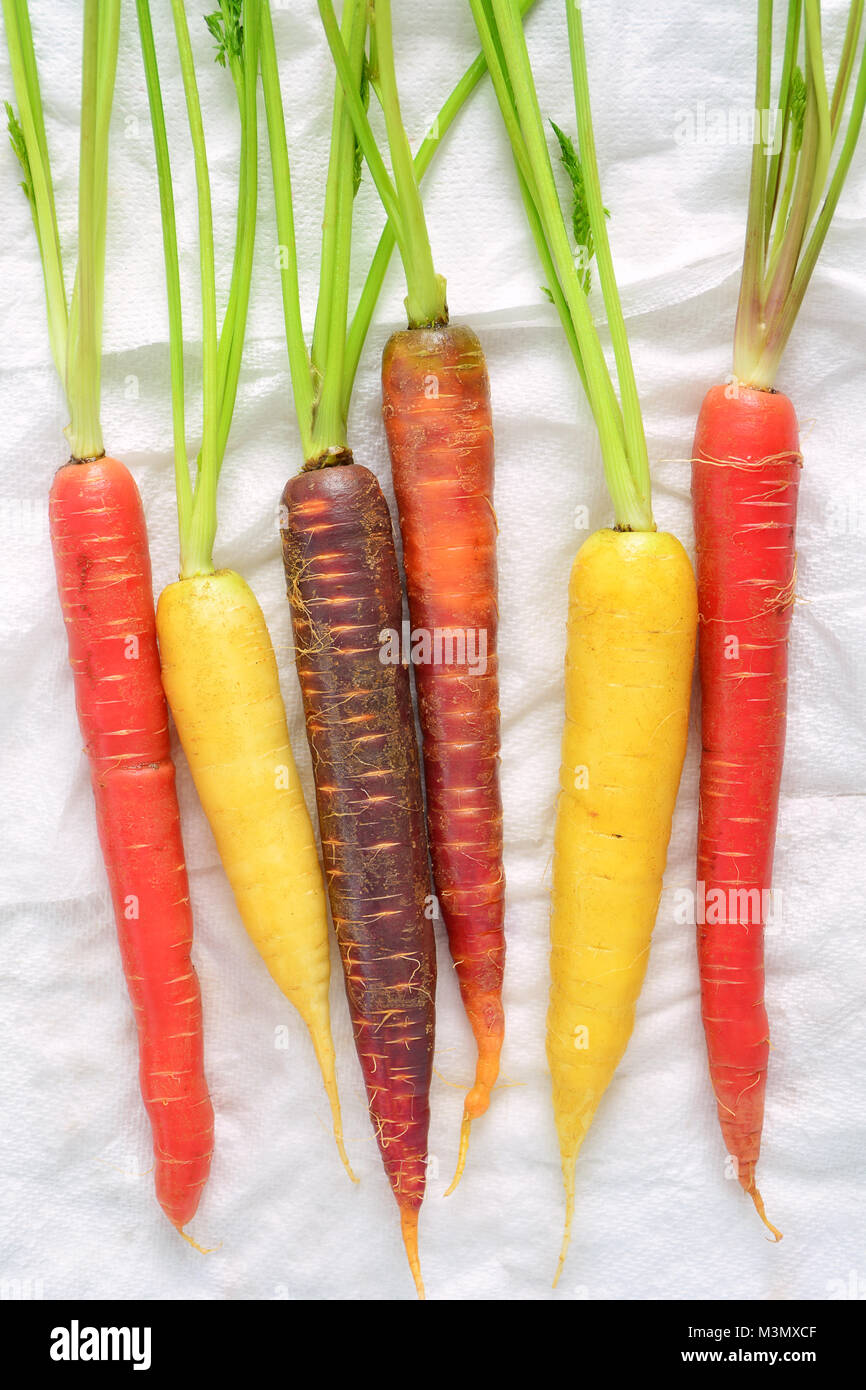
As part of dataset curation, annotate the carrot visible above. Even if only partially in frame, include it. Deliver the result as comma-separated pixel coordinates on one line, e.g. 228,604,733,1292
549,528,695,1273
322,0,505,1186
692,386,799,1236
691,1,866,1232
4,0,213,1231
260,0,435,1296
50,457,214,1228
136,0,353,1180
471,0,697,1282
281,460,435,1294
382,328,503,1181
155,566,353,1178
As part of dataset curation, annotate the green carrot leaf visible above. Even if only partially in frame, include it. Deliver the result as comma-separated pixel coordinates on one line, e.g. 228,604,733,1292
205,0,243,68
789,65,807,152
550,120,608,294
5,100,35,209
352,53,370,198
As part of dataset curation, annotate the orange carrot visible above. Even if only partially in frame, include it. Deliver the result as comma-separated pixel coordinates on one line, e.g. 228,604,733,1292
381,324,504,1177
5,0,214,1233
50,456,214,1229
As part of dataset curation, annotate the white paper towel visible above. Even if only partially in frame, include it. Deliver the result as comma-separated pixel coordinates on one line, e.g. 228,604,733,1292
1,0,864,1302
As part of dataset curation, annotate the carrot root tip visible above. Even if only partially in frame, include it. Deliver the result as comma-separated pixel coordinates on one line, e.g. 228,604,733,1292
316,1056,358,1184
444,1114,473,1197
173,1225,218,1255
335,1133,359,1185
748,1184,782,1242
552,1158,576,1289
399,1207,426,1301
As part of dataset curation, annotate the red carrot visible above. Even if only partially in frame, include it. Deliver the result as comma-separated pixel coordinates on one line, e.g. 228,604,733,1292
5,2,213,1233
382,325,504,1178
691,3,866,1230
51,457,214,1231
692,387,799,1236
281,460,435,1296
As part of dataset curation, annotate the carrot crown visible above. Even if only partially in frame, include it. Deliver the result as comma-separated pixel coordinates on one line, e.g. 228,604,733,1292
4,0,120,461
469,0,653,533
136,0,259,580
735,1,866,389
260,0,532,466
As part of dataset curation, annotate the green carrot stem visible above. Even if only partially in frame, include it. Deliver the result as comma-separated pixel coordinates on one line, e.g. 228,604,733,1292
733,0,774,383
137,0,259,572
474,0,617,432
771,129,800,262
734,0,865,387
65,0,120,460
467,0,547,237
341,0,541,414
4,0,119,458
215,112,250,454
12,0,55,215
473,0,649,530
769,47,807,266
489,0,637,506
169,0,219,577
366,0,447,328
463,0,592,397
309,0,366,455
204,4,248,429
90,2,120,398
518,161,589,397
752,29,866,385
214,0,259,470
759,6,829,356
311,0,358,383
2,0,68,384
316,0,408,257
802,1,832,228
565,1,650,512
830,0,864,139
264,0,538,452
135,0,192,539
764,0,802,250
259,0,316,460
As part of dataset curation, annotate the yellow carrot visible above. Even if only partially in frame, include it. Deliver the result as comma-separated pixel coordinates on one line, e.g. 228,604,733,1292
471,1,700,1280
139,3,354,1179
548,529,696,1281
158,569,354,1179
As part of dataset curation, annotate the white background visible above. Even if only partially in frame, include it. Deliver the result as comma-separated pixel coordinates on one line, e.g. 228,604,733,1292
1,0,864,1302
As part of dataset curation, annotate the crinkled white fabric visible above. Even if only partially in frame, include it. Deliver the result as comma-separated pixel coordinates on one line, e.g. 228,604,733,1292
1,0,864,1302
